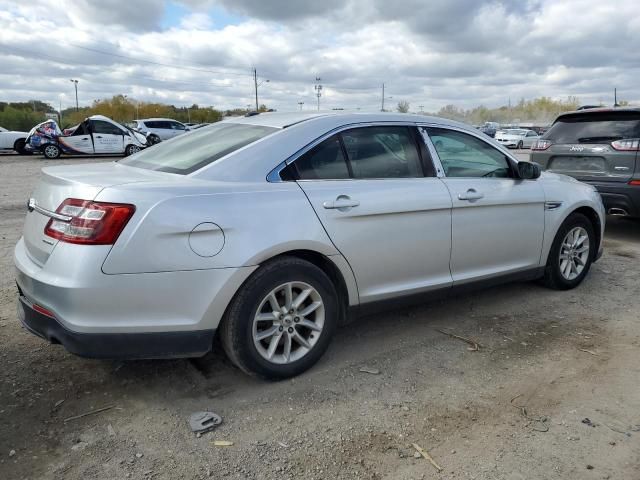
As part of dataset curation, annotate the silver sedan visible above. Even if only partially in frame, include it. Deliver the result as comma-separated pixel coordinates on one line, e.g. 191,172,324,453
15,112,605,378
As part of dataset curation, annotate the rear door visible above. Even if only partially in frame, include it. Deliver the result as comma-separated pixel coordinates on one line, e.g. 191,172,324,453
534,111,639,182
90,120,125,154
287,125,453,303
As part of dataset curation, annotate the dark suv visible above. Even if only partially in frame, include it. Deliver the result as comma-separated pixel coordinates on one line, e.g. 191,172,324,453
531,108,640,217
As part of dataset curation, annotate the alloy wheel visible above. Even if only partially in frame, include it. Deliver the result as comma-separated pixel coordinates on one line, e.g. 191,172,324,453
252,281,325,365
559,226,590,280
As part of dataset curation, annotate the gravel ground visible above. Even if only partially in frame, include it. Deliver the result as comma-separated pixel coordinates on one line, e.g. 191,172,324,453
1,153,639,480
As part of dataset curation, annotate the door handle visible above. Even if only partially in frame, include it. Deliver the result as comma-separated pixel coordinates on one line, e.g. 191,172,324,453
323,195,360,210
458,189,484,201
95,136,103,138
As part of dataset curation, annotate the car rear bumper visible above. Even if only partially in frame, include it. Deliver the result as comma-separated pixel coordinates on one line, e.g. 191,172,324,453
16,294,214,359
588,181,640,217
14,236,257,358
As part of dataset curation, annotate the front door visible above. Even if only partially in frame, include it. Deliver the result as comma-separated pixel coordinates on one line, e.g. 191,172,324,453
58,121,94,154
290,125,453,303
90,120,125,154
423,127,545,284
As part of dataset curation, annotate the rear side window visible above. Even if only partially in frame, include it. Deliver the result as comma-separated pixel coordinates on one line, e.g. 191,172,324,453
342,127,422,179
293,136,350,180
120,122,278,174
285,126,425,181
544,112,640,144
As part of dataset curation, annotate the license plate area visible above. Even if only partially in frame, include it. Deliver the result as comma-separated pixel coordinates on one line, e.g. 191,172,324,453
548,155,606,173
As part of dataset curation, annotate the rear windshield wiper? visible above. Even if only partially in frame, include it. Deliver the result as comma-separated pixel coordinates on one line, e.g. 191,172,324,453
577,136,623,143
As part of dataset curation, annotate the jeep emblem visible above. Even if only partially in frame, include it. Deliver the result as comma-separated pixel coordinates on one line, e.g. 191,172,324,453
569,146,584,152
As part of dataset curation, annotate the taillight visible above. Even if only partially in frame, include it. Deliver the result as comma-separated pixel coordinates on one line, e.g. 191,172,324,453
629,180,640,186
611,139,640,151
44,198,135,245
531,140,552,151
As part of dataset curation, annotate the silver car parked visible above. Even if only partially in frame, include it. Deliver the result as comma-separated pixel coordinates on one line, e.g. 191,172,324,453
15,112,605,378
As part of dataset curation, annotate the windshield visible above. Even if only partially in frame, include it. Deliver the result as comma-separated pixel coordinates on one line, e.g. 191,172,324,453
544,112,640,144
120,122,279,174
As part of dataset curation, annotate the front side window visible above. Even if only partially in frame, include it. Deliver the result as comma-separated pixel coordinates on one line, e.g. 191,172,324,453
91,120,123,135
120,122,278,174
171,122,186,130
341,126,422,179
427,128,513,178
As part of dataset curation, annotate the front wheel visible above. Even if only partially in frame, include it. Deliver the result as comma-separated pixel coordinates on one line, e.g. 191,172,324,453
124,144,141,156
42,144,61,159
147,134,161,146
14,138,29,155
517,140,523,149
542,213,595,290
220,256,338,379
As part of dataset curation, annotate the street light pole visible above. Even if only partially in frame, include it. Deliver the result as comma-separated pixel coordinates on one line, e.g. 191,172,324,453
253,68,259,111
70,79,79,111
314,77,322,111
298,101,304,110
381,83,385,112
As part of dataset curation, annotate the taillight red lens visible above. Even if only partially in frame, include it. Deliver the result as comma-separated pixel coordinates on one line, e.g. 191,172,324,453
44,198,135,245
611,139,640,151
629,180,640,186
531,140,552,151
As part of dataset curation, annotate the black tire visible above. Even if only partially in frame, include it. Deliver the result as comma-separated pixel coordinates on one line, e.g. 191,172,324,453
542,213,595,290
517,140,523,149
42,144,61,159
13,138,28,155
124,144,141,156
147,134,161,146
219,256,338,379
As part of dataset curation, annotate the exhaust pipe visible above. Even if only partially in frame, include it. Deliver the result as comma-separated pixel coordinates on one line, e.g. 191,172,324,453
608,207,628,216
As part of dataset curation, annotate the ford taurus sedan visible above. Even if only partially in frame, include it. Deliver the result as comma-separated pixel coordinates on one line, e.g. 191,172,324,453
15,112,605,379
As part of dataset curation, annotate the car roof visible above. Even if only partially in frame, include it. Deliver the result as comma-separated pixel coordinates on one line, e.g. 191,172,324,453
136,118,182,122
558,106,640,118
223,111,470,130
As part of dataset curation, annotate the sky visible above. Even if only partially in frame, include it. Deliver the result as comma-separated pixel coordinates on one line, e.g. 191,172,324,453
0,0,637,113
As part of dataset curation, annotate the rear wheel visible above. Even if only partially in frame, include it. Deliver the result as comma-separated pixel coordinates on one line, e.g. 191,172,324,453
43,144,61,159
147,134,161,145
220,256,338,379
543,213,595,290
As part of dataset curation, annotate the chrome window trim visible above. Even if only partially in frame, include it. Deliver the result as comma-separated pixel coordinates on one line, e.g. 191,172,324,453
267,121,430,183
417,123,522,179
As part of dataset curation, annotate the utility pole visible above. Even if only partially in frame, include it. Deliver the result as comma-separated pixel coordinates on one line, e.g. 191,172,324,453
614,88,618,106
314,77,322,111
70,79,79,111
253,68,259,111
419,105,424,113
298,101,304,111
381,83,385,112
253,68,269,112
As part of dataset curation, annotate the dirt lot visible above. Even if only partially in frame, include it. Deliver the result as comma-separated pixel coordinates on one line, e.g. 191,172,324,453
1,153,639,480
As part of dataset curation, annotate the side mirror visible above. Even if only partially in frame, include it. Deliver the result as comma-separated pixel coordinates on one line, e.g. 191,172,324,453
517,161,541,180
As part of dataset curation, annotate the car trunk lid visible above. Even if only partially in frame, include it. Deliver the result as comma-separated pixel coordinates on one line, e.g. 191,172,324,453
541,143,636,182
23,162,169,266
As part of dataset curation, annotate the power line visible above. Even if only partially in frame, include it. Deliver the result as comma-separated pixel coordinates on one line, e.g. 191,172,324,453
64,42,253,77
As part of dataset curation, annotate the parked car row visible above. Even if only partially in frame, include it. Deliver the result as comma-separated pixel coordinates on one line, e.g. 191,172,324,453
1,116,205,157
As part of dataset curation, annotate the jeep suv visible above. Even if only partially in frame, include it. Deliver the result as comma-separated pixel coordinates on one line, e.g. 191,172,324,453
531,108,640,217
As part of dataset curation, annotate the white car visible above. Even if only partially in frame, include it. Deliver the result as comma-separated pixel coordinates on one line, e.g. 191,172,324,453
15,112,604,379
495,129,540,149
132,118,189,144
0,126,28,154
27,115,148,159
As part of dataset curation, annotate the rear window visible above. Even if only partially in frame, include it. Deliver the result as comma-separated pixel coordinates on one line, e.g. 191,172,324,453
120,123,278,174
544,111,640,144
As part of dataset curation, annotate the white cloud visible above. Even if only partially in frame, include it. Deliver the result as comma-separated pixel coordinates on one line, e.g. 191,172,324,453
0,0,639,112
